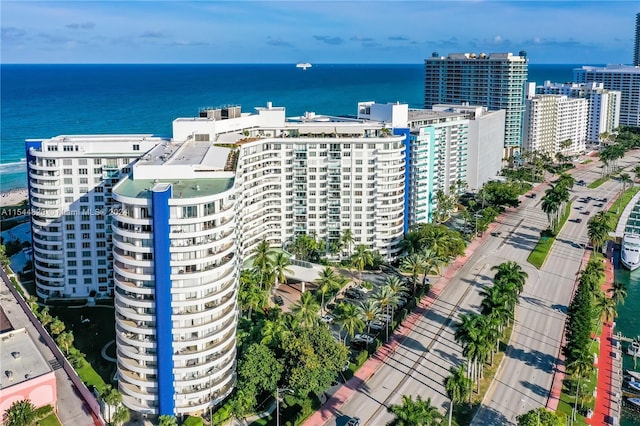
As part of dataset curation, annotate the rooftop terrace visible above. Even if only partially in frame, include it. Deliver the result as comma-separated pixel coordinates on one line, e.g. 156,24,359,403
114,177,234,199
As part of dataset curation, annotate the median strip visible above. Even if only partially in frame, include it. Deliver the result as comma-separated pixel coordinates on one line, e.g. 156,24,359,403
528,202,572,269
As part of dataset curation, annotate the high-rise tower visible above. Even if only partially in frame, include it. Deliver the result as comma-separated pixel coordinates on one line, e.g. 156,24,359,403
424,51,528,157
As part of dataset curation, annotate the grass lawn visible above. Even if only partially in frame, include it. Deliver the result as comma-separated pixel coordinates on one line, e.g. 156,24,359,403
587,176,609,189
49,305,116,388
528,203,572,269
38,413,62,426
556,339,599,423
606,186,640,231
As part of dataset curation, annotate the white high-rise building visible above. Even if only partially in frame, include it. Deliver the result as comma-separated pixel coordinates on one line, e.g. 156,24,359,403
574,65,640,128
536,81,621,143
523,94,588,156
28,103,408,417
358,102,504,227
26,136,162,300
424,51,528,155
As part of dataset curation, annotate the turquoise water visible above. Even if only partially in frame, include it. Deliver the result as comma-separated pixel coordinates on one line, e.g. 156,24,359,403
0,63,581,192
615,266,640,425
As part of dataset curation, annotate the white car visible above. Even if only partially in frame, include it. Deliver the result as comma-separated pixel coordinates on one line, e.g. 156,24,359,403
321,315,334,324
368,320,385,330
353,334,375,344
376,314,392,323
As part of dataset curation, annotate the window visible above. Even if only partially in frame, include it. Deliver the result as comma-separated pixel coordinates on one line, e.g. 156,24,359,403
78,159,87,166
66,242,75,249
67,260,77,267
63,168,72,175
78,168,88,175
133,144,140,151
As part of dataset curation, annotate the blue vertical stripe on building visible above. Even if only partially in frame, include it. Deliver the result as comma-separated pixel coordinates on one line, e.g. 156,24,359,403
151,184,175,415
393,128,411,235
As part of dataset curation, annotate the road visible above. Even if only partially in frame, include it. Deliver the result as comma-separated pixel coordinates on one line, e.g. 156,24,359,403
473,151,640,425
315,152,640,426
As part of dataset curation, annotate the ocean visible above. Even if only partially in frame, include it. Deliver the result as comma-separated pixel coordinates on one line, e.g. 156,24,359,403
1,63,579,192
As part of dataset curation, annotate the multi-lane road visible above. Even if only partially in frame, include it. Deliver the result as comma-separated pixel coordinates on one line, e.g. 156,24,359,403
315,151,640,426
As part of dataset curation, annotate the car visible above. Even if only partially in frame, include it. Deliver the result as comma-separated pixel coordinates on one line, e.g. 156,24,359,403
376,314,392,323
353,334,375,344
368,320,385,330
602,198,608,202
321,315,334,324
582,210,591,215
575,205,583,210
273,295,284,306
577,180,586,186
594,203,603,207
347,418,361,426
575,218,582,223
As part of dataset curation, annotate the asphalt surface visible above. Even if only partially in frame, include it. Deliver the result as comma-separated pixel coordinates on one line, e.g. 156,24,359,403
317,152,640,426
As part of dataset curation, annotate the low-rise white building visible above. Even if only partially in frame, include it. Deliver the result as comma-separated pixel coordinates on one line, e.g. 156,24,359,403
523,94,588,157
535,81,621,143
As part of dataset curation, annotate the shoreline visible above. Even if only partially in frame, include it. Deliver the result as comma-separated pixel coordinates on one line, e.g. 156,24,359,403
0,188,28,208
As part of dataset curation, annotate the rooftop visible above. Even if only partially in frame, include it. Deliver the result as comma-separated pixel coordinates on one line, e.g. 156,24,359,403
0,328,53,390
114,177,234,199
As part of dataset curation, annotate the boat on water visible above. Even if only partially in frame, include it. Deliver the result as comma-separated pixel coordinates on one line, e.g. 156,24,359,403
628,370,640,381
296,62,312,70
628,339,640,357
629,397,640,409
629,381,640,393
621,233,640,271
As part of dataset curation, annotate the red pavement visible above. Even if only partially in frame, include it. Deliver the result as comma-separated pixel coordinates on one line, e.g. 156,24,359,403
588,249,616,426
303,217,505,426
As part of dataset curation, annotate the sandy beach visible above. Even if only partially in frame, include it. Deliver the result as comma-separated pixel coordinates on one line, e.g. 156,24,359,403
0,188,28,207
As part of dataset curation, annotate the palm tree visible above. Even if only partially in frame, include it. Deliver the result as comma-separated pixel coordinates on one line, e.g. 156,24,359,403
372,285,400,341
567,346,594,381
444,365,472,425
38,306,53,328
111,405,130,426
634,165,640,182
609,281,627,305
290,291,320,328
271,252,292,290
315,267,342,313
400,253,426,293
341,229,356,258
595,292,617,324
540,193,560,231
387,395,444,426
3,399,36,426
56,330,74,354
358,299,381,335
336,303,365,344
384,275,409,320
238,272,266,319
49,317,65,335
260,316,292,347
253,240,275,290
351,244,374,282
491,262,528,295
587,216,610,254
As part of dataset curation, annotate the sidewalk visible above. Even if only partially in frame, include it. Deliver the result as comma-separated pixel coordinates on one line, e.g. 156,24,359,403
303,215,504,426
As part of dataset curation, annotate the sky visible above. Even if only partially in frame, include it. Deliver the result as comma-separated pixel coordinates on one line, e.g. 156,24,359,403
1,1,638,65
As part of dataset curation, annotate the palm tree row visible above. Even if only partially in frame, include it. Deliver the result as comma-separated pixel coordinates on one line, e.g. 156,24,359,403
597,141,625,177
453,262,527,395
540,173,574,233
334,275,410,343
400,248,444,294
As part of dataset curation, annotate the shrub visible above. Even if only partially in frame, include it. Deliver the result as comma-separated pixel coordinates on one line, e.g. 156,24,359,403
34,404,54,418
183,416,204,426
354,350,368,368
211,403,232,425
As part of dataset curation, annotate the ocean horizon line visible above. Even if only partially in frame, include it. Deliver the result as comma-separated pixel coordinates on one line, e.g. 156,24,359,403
0,62,610,67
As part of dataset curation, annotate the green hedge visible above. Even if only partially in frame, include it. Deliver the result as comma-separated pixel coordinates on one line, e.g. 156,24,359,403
211,403,232,425
183,416,204,426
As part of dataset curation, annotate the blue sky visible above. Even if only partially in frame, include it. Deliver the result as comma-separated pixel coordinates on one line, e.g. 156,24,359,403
1,1,637,64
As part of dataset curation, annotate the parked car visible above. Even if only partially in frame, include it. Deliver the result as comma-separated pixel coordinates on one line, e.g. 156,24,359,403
575,218,582,223
352,334,375,344
582,210,591,215
347,418,361,426
273,295,284,306
376,314,392,323
321,315,334,324
368,320,385,330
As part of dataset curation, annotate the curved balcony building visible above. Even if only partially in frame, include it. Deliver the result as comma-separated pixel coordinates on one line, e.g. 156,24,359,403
112,176,238,416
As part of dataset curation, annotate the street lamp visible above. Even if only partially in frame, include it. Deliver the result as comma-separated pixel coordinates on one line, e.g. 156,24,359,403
276,387,293,426
521,398,540,426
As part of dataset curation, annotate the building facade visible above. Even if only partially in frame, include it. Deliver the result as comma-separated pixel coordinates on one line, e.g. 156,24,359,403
574,65,640,128
0,328,57,415
26,136,162,300
523,94,588,156
535,81,621,143
27,103,407,416
424,52,528,155
634,12,640,67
